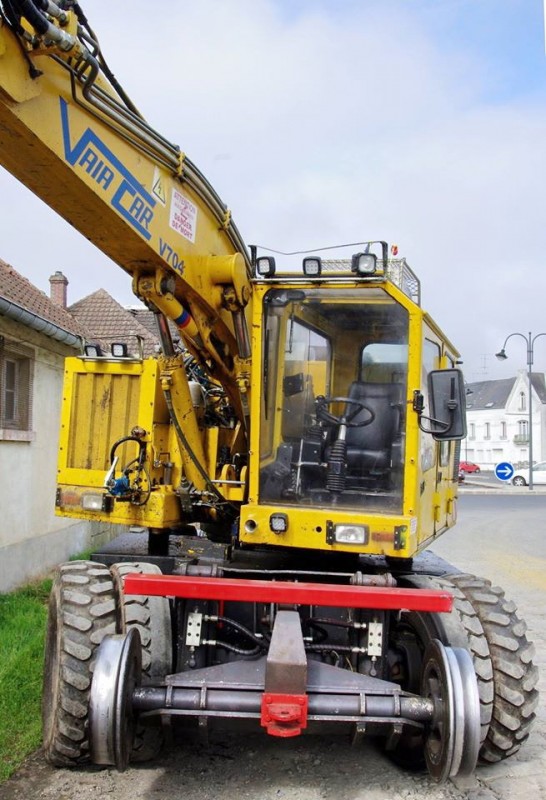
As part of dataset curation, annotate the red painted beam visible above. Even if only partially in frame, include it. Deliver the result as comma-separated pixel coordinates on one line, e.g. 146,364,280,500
123,574,453,612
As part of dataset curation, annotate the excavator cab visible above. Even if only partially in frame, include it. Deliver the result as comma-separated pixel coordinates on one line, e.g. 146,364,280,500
258,285,408,510
240,260,466,556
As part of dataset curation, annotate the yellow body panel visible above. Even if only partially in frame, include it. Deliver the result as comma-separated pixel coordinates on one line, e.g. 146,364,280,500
240,504,418,558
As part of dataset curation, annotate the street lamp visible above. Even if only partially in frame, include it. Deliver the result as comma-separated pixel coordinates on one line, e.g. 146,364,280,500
496,331,546,490
464,386,473,460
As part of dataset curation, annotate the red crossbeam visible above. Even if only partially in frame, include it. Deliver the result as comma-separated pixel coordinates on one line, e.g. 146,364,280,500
123,574,452,612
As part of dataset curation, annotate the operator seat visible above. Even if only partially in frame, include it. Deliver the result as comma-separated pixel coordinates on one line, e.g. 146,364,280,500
343,381,403,475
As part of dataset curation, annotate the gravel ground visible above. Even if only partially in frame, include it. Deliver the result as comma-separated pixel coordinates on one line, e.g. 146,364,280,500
3,497,544,800
3,735,493,800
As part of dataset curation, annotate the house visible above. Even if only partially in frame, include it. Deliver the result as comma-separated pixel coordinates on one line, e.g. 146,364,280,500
464,371,546,469
68,288,160,357
0,264,120,592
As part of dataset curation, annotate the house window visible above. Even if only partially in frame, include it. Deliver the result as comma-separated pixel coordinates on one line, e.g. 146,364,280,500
519,392,526,411
500,421,507,439
0,339,34,437
484,422,490,440
469,423,475,440
518,420,528,436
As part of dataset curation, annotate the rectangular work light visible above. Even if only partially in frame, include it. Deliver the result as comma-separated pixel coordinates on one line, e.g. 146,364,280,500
351,252,377,275
256,256,276,277
269,513,289,534
84,343,103,357
302,257,322,277
111,342,129,357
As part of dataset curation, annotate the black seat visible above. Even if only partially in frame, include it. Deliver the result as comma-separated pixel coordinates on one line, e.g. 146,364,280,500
344,382,402,474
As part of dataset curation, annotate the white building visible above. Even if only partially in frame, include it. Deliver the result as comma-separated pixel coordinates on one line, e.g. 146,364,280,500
0,262,117,592
464,370,546,470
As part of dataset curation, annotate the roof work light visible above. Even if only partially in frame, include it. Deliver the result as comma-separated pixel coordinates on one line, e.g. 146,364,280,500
302,257,322,277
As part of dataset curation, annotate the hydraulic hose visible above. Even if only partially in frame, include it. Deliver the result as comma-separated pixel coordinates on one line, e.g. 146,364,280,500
109,435,146,466
13,0,48,34
1,0,24,33
210,641,261,657
305,644,359,653
211,616,268,651
163,387,238,517
309,617,364,630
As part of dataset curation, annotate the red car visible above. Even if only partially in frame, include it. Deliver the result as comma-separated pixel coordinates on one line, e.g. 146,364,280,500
459,461,480,474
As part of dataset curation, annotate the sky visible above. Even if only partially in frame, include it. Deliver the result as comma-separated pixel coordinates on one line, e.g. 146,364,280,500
1,0,546,382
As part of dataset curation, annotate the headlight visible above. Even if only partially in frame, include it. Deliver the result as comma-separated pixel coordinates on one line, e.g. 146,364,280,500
329,524,368,545
81,493,113,512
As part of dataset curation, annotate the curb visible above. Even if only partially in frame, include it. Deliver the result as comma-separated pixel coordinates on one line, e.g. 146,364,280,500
459,481,546,495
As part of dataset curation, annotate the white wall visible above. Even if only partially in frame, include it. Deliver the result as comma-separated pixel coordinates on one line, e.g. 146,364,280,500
0,317,117,592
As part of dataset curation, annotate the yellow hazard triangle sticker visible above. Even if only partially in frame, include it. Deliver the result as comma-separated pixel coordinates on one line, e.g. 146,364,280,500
152,167,166,205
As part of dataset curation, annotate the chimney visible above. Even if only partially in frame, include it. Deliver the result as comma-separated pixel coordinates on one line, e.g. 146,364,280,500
49,271,68,309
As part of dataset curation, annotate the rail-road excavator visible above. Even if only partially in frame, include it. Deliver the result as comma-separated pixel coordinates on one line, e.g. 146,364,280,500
0,1,538,783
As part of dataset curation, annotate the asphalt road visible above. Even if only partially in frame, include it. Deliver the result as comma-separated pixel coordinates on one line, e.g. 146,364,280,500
3,495,545,800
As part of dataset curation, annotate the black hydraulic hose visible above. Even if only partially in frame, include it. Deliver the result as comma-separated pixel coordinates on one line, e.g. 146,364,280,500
302,620,328,643
96,57,143,118
0,0,43,77
213,641,261,657
66,2,142,117
163,387,238,517
1,0,24,33
71,3,89,26
309,617,362,630
12,0,48,34
214,616,268,651
305,644,356,653
109,435,145,465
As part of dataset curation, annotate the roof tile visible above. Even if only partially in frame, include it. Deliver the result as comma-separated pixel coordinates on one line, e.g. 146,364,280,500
69,289,159,356
0,259,87,337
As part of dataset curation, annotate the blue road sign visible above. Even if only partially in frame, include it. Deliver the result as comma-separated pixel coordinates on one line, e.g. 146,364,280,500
495,462,514,482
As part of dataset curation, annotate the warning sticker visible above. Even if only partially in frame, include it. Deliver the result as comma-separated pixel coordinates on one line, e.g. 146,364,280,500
151,167,166,205
169,189,197,243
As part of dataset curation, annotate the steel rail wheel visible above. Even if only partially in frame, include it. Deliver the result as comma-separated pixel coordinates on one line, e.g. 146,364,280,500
110,562,173,761
89,628,142,770
420,640,480,782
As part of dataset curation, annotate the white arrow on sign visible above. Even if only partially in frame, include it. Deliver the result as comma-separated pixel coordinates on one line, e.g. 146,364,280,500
495,462,514,481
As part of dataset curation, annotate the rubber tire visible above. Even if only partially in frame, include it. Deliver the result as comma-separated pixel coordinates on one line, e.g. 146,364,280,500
512,476,526,486
42,561,117,767
110,562,173,761
447,573,539,763
392,573,538,765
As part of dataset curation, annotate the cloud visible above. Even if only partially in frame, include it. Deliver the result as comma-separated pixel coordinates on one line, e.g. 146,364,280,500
0,0,545,379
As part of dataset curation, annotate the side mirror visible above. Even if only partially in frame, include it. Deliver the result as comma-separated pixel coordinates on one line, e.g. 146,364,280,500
426,369,467,440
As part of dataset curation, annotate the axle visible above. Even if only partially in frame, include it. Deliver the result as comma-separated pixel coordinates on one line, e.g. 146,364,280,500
133,683,434,723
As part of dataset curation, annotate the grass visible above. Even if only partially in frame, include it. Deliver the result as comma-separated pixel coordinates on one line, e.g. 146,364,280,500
0,550,100,782
0,577,52,782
